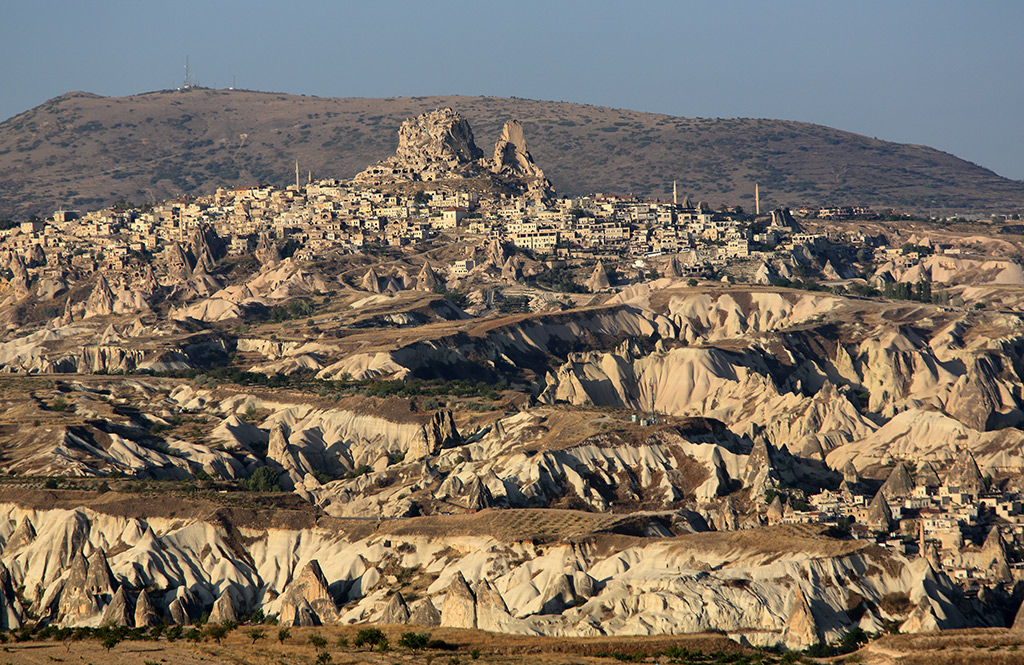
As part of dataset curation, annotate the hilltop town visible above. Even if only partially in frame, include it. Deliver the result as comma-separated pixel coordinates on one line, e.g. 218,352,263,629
8,108,1024,320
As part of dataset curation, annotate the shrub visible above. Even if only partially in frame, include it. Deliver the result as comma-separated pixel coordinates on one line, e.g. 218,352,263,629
880,592,913,615
246,466,281,492
204,624,229,644
399,631,431,650
308,633,328,651
102,634,121,652
277,627,291,644
353,627,386,649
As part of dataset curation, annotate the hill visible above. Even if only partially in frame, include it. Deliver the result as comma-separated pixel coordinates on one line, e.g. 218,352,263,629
1,88,1023,218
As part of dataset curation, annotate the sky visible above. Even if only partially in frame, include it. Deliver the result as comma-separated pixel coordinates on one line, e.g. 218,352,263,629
2,1,1023,179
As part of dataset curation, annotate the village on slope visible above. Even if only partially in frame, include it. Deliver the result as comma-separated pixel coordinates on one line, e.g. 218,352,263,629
0,107,1020,655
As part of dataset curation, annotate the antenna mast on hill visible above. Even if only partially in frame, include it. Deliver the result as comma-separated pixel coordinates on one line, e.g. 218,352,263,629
184,55,191,88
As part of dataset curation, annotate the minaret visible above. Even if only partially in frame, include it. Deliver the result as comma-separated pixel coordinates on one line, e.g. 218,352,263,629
295,161,299,190
755,183,760,216
673,180,678,206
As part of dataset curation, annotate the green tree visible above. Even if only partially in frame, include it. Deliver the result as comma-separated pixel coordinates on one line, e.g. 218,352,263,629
399,631,431,649
102,633,121,652
247,628,266,644
205,623,229,644
246,466,280,492
309,633,328,651
277,627,291,644
353,627,386,649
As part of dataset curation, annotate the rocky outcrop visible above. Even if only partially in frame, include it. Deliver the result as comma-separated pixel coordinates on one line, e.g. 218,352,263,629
946,448,985,494
539,574,576,615
492,120,542,179
361,268,383,294
380,591,410,624
866,491,894,531
83,275,115,319
355,108,552,199
880,462,914,499
9,253,30,296
586,261,611,292
167,587,200,625
744,439,780,498
267,423,319,490
100,586,134,626
255,233,281,266
781,587,819,651
134,590,161,627
415,262,441,291
357,108,483,185
0,562,23,630
164,242,193,282
278,560,339,627
57,551,113,625
980,527,1012,583
916,462,941,488
423,410,461,454
5,517,36,552
491,119,553,200
440,571,476,629
409,597,441,626
475,579,515,632
946,357,1008,431
209,589,238,624
766,495,785,523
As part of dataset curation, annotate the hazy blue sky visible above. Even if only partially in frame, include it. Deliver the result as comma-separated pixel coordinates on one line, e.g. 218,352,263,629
2,1,1022,179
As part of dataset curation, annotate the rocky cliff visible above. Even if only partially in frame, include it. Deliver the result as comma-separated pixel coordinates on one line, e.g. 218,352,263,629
355,108,552,200
0,500,987,648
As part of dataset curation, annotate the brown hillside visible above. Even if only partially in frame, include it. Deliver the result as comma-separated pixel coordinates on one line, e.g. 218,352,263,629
1,88,1022,218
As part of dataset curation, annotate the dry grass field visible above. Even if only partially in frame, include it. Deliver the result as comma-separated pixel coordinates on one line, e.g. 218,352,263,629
0,626,760,665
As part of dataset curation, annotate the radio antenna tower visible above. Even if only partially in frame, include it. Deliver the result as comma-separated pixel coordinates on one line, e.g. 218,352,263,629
184,55,191,88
